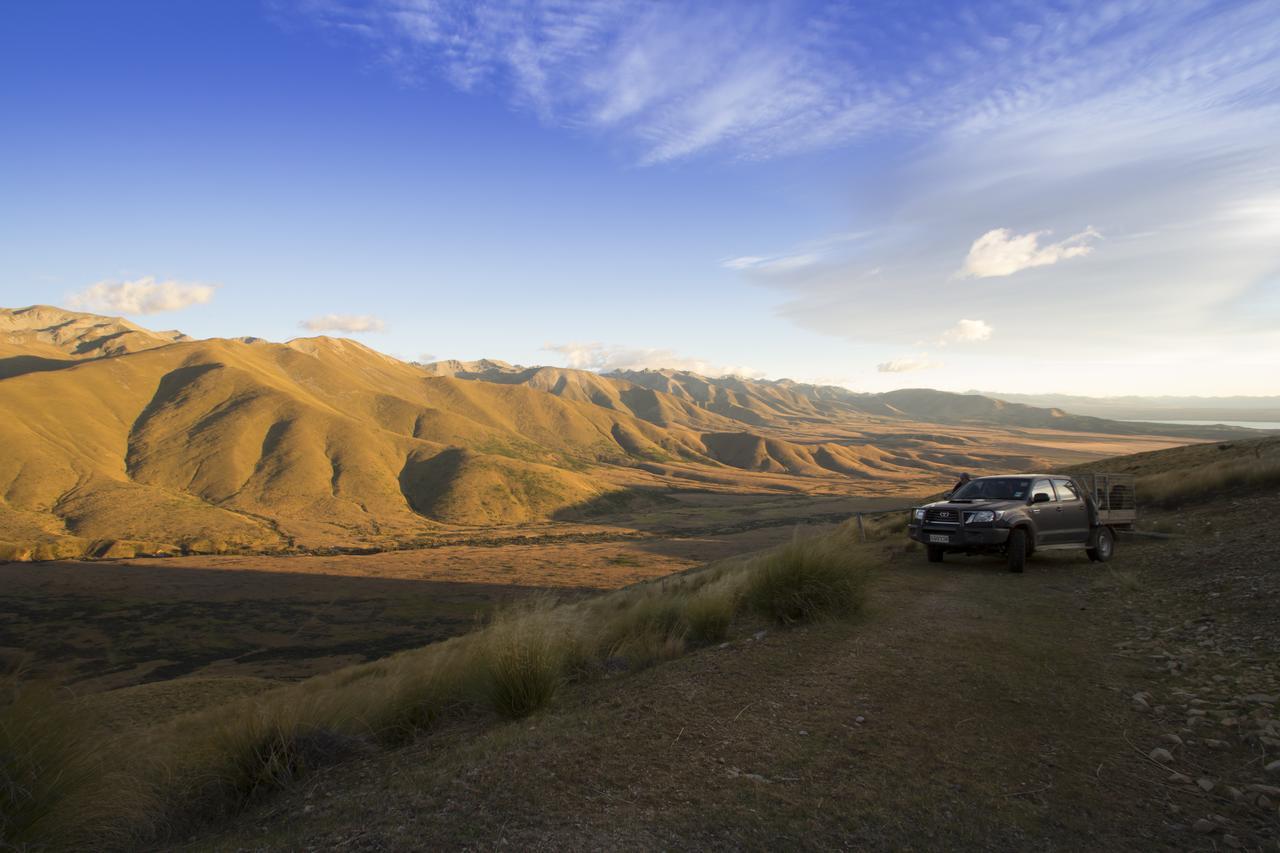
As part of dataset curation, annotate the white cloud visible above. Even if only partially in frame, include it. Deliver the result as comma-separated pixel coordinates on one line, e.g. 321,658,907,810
720,253,821,275
417,352,437,364
958,227,1100,279
544,342,762,378
877,355,941,373
300,314,386,333
720,256,767,271
68,277,216,315
938,319,993,345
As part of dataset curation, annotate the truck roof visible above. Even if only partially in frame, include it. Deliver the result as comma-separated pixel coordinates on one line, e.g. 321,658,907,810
971,473,1072,479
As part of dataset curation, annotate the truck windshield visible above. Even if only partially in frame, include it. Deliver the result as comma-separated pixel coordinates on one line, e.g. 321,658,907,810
952,478,1032,500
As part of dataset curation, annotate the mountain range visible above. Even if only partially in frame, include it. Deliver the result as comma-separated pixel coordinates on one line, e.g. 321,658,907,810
972,391,1280,423
0,305,1247,560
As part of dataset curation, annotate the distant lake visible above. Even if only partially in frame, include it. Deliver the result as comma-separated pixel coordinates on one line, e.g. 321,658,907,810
1131,419,1280,430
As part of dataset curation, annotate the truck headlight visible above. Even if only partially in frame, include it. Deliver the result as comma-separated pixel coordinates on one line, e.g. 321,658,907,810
913,508,925,521
965,510,1000,523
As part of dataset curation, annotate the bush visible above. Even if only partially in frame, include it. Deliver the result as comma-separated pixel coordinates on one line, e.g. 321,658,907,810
594,593,690,669
475,601,582,718
684,582,737,643
187,702,317,810
0,673,100,846
743,535,870,625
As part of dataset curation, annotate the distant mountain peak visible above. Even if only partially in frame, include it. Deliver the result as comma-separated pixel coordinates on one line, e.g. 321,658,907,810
0,304,188,360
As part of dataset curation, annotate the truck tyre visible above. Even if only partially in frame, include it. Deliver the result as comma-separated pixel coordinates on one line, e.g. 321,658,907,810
1006,528,1027,573
927,544,944,563
1087,526,1115,563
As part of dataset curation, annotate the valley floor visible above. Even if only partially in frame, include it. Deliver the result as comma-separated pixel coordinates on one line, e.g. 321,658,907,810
189,494,1280,851
1,493,876,692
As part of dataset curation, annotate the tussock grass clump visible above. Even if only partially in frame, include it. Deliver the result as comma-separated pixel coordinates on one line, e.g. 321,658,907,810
683,581,737,643
476,599,584,718
192,704,316,808
163,695,373,824
0,673,100,846
1139,455,1280,508
299,644,475,747
356,664,459,746
744,535,871,625
854,511,909,543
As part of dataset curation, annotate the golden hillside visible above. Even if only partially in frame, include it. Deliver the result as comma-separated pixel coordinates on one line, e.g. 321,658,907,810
0,307,1214,561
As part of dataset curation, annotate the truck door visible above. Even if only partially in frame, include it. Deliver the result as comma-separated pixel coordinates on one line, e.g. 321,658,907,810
1029,479,1060,544
1051,478,1089,544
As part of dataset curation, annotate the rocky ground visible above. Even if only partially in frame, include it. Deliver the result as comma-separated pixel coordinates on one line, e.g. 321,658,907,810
1110,491,1280,848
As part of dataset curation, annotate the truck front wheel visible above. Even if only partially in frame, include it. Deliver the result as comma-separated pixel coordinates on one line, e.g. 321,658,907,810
1006,528,1028,573
1087,527,1115,563
926,544,944,563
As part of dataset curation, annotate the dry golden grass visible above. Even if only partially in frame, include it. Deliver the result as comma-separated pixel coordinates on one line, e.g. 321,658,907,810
0,665,158,849
5,523,879,847
1138,453,1280,508
0,672,97,846
742,534,872,624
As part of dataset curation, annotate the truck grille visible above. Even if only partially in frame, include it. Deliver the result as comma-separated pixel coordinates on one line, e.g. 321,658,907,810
924,508,960,525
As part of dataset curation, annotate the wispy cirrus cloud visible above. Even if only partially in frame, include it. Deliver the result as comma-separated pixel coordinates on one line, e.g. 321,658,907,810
720,253,821,275
958,228,1099,279
286,1,1280,168
877,355,940,373
68,277,216,314
300,313,386,333
544,342,761,378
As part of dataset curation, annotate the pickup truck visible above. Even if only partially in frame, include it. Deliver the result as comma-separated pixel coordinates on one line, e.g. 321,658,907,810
906,473,1135,573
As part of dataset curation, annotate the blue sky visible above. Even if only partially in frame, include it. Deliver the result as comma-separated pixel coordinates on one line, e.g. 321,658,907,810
2,0,1277,395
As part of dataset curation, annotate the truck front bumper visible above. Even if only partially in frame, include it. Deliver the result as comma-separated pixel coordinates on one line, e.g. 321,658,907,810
908,524,1010,550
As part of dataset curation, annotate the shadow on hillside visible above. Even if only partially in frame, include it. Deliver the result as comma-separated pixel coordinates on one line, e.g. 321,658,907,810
550,486,682,522
0,559,593,691
0,354,81,380
399,447,464,516
129,363,223,435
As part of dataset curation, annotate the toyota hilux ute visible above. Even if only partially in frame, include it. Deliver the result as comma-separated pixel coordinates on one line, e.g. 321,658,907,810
906,473,1136,573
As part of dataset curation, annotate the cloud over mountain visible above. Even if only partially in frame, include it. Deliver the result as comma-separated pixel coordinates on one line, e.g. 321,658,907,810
68,277,216,315
544,342,761,378
877,355,940,373
300,314,386,333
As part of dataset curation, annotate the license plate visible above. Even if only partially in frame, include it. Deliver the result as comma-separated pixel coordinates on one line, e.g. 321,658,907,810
929,534,950,543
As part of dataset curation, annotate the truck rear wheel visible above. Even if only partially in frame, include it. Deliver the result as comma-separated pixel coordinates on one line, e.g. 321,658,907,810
1087,526,1115,563
926,544,944,563
1006,528,1027,573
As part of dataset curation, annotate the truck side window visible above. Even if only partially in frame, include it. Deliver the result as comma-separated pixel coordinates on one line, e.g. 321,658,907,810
1053,479,1079,502
1032,479,1055,502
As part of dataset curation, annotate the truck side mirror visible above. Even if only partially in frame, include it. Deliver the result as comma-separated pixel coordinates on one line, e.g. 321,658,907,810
1032,492,1051,504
